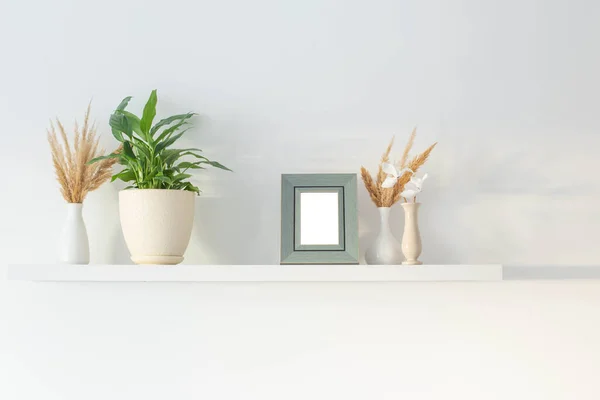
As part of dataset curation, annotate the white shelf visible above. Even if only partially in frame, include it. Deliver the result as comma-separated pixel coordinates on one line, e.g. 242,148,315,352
7,264,503,282
8,265,600,282
502,265,600,280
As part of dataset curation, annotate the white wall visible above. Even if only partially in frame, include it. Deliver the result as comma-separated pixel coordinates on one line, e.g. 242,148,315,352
1,0,599,399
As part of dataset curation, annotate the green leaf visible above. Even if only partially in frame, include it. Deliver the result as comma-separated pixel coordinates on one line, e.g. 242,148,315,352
172,173,192,182
176,161,205,170
164,150,195,166
200,160,232,172
123,141,135,159
111,169,136,183
150,113,195,137
180,151,207,160
88,153,121,165
154,120,189,145
155,130,187,154
139,89,158,137
154,176,173,184
161,149,180,166
120,111,144,138
111,128,125,142
109,113,132,138
183,182,201,195
116,96,132,111
145,165,160,181
131,140,151,160
163,148,203,158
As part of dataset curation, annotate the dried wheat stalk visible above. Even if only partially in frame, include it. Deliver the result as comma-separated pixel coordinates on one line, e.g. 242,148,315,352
361,167,379,205
374,137,394,206
47,103,120,203
392,142,437,203
360,128,436,207
375,137,394,188
398,127,416,168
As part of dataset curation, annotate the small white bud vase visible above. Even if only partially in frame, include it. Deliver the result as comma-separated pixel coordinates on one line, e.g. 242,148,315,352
59,203,90,264
365,207,403,265
401,202,422,265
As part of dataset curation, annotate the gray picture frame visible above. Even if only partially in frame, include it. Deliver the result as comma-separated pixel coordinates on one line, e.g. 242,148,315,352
281,173,359,264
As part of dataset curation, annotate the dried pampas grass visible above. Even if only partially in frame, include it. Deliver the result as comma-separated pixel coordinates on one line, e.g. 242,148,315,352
391,142,436,204
399,127,416,169
47,103,120,203
361,128,436,207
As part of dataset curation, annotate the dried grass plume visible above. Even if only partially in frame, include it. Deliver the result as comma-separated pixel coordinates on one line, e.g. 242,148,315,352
47,103,120,203
360,128,436,207
399,127,416,169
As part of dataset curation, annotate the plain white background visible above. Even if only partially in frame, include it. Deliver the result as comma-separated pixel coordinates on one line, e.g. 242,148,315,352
1,0,599,398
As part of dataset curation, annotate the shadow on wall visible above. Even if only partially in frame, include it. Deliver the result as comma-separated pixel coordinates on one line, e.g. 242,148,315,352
104,185,132,265
189,176,280,265
410,132,600,265
85,182,132,265
110,221,132,265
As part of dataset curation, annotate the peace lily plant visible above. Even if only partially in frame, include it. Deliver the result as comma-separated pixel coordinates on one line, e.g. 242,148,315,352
90,89,230,194
91,90,231,265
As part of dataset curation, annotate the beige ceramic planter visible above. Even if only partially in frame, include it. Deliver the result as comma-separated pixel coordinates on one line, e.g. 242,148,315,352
119,189,195,265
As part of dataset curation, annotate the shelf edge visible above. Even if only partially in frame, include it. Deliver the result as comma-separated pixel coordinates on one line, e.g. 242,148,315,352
7,264,503,282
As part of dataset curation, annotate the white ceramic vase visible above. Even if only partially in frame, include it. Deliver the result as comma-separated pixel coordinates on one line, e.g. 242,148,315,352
59,203,90,264
119,189,195,265
365,207,403,265
401,202,422,265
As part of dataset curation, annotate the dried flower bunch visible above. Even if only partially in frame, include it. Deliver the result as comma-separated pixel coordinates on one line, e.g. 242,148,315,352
360,128,436,207
47,104,121,203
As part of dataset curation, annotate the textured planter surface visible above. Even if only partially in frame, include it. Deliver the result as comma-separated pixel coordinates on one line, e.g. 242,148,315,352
119,189,195,265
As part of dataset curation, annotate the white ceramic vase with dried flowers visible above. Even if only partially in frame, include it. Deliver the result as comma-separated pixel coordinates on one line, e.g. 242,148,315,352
48,104,120,264
365,206,404,265
401,202,422,265
59,203,89,264
398,173,428,265
384,166,429,265
361,128,436,265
